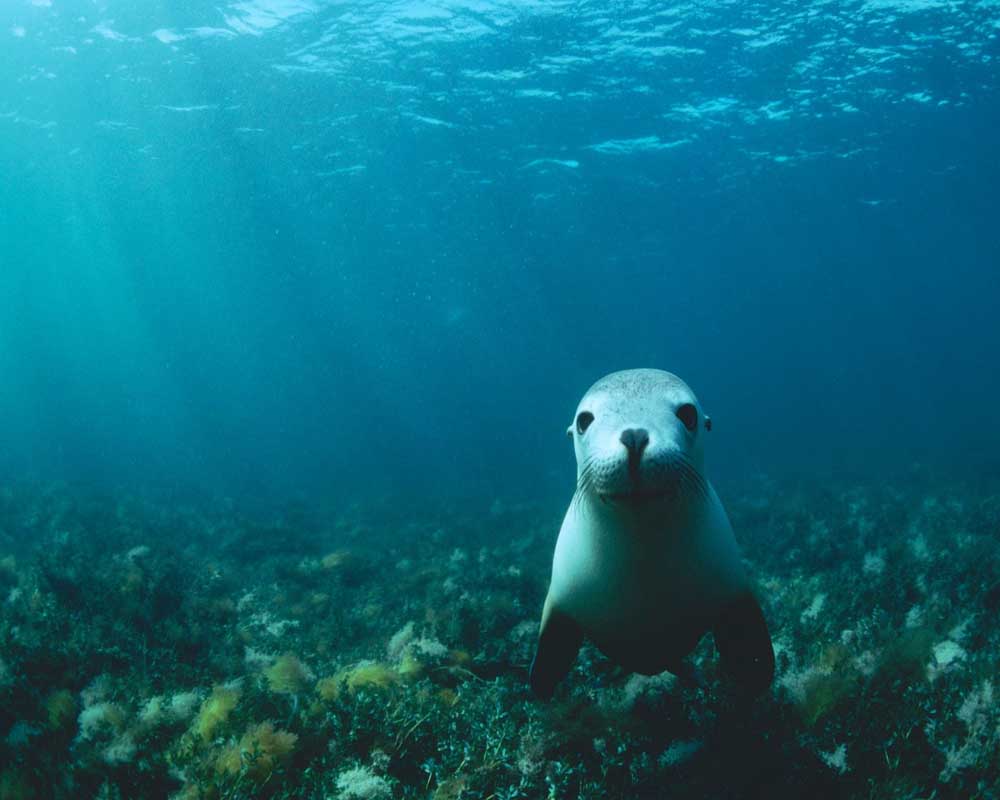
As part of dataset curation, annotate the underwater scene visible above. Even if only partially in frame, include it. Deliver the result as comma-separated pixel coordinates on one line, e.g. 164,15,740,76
2,1,1000,798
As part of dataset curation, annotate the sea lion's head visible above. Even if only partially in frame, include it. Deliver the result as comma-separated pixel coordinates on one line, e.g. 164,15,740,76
568,369,712,504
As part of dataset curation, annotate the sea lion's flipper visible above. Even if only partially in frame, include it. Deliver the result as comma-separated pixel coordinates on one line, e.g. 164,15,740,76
530,607,582,699
712,591,775,698
666,659,706,689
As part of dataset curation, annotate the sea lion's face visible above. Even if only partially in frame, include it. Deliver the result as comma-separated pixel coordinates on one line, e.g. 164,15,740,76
569,369,711,503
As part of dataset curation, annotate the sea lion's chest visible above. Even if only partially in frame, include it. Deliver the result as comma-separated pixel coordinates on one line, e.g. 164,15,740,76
549,493,745,643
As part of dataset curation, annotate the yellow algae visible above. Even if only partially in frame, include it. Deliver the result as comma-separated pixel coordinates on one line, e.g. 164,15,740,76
436,688,459,707
315,676,341,703
44,689,76,730
121,565,144,594
397,652,425,682
215,721,298,783
343,662,400,694
191,685,240,742
264,653,314,695
167,784,202,800
799,669,856,727
316,662,400,703
306,699,326,717
320,550,350,570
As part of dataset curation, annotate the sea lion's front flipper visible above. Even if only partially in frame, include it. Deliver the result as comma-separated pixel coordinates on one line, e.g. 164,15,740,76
712,591,775,698
529,606,582,699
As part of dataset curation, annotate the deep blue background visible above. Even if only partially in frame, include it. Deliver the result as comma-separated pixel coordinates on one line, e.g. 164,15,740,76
1,1,998,503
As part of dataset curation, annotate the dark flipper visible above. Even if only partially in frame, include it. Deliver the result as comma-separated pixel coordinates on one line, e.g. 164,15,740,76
529,608,583,699
713,591,775,698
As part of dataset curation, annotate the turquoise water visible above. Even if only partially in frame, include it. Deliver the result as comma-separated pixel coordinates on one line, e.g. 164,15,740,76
3,0,999,497
1,2,999,798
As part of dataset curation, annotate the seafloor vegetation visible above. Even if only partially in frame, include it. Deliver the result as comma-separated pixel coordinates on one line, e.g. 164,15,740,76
1,471,998,799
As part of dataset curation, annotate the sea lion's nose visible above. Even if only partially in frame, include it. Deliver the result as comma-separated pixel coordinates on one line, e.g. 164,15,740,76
619,428,649,459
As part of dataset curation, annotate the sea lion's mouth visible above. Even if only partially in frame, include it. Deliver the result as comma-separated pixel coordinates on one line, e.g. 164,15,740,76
598,488,671,504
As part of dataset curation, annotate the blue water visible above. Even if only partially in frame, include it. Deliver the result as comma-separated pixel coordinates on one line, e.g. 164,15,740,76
2,0,999,502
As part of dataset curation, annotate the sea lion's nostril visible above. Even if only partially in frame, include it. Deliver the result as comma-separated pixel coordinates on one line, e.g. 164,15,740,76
619,428,649,457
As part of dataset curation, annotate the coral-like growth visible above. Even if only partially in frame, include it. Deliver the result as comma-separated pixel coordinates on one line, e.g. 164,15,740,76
334,765,393,800
76,702,126,742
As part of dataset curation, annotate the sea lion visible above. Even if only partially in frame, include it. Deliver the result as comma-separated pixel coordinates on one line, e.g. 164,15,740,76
530,369,774,699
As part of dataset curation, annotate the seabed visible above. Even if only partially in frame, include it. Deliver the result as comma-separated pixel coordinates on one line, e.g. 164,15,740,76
0,471,998,799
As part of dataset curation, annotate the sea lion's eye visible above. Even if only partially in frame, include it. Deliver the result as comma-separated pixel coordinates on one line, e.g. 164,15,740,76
576,411,594,435
676,403,698,432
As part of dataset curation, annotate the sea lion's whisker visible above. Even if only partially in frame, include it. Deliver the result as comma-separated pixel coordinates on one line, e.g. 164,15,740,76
676,457,708,500
576,457,596,492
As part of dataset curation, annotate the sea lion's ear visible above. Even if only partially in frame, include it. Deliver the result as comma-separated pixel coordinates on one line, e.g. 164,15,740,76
566,425,574,439
704,415,712,432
